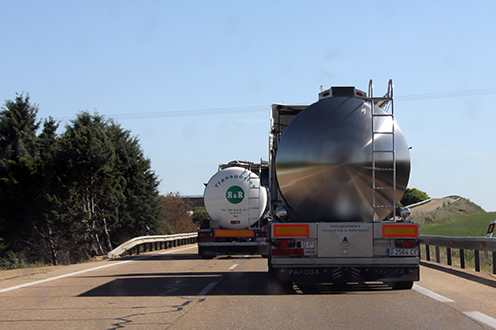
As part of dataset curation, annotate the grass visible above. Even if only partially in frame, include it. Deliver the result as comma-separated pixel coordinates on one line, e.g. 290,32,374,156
420,245,495,274
418,207,496,274
419,211,496,237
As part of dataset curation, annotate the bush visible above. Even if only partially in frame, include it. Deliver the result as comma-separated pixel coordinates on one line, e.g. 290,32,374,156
0,250,28,270
401,188,429,206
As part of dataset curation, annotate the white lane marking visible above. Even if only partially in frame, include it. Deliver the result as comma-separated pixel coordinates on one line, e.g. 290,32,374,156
0,245,197,294
464,312,496,329
197,282,218,296
158,280,182,296
229,264,239,270
414,285,496,328
412,284,455,302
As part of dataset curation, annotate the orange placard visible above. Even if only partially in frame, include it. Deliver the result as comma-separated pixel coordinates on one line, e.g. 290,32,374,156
382,224,418,238
214,229,254,238
273,224,309,237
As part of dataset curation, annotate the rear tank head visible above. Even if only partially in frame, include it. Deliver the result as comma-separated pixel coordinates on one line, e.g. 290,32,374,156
275,84,410,222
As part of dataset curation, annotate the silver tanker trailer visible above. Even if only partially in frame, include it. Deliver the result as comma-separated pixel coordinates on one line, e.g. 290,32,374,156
198,160,269,258
268,80,419,289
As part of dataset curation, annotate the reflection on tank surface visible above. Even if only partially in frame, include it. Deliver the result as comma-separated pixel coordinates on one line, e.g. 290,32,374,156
275,97,410,222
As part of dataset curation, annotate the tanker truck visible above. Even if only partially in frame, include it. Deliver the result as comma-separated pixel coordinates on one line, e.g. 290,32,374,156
268,80,419,290
198,160,269,259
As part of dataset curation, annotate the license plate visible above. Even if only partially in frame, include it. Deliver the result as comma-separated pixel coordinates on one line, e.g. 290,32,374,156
272,248,304,256
388,248,418,256
300,240,315,249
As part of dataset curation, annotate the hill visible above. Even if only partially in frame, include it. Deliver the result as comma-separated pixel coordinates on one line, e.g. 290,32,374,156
409,197,485,226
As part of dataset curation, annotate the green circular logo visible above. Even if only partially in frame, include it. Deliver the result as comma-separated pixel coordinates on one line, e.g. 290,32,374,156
226,186,244,204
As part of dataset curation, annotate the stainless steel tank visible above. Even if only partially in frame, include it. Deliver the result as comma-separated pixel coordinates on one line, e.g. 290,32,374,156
275,96,410,222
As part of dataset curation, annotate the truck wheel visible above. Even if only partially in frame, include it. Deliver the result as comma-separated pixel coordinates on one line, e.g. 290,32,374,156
387,281,413,290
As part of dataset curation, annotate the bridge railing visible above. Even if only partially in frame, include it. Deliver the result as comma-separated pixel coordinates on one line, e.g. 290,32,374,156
107,233,198,259
419,235,496,274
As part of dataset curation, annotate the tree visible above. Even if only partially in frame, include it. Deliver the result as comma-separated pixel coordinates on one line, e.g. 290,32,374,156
400,188,429,206
56,112,161,259
0,93,41,259
0,96,162,265
32,117,63,265
158,193,197,234
191,206,208,227
105,120,161,243
58,112,116,256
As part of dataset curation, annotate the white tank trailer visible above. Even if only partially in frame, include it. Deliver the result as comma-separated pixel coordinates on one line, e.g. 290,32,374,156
198,161,269,258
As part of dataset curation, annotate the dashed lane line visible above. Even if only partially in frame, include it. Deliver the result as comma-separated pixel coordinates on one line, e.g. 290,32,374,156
464,312,496,329
197,282,218,296
229,264,239,270
412,284,455,302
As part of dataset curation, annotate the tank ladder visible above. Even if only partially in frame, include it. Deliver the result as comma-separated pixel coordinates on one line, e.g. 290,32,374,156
248,162,262,229
369,80,397,221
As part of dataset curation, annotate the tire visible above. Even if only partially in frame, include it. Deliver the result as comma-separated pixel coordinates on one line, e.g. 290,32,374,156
387,281,414,290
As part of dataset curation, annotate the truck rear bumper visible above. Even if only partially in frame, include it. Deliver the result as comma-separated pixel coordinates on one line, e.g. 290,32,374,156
269,264,419,284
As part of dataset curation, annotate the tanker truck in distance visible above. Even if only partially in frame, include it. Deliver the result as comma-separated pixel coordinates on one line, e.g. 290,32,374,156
268,80,419,290
198,160,269,259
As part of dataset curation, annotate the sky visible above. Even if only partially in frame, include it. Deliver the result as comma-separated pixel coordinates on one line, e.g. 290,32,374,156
1,1,496,212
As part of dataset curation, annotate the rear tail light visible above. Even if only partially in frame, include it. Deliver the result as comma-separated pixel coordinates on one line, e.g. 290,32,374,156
272,239,296,248
256,232,268,237
199,232,213,238
395,239,418,248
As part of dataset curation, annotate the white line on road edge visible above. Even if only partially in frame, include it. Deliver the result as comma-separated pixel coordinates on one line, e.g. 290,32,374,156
412,284,455,302
464,312,496,329
197,282,218,296
414,285,496,327
0,245,197,294
229,264,239,270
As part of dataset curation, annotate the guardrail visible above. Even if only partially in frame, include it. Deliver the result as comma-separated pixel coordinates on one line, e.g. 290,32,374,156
419,235,496,274
107,233,198,259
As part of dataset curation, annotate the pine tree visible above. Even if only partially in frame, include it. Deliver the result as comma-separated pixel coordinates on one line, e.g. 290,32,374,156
0,94,41,257
58,112,116,256
106,121,161,244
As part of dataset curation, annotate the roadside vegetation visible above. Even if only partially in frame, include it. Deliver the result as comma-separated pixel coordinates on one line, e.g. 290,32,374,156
409,192,495,274
0,94,197,269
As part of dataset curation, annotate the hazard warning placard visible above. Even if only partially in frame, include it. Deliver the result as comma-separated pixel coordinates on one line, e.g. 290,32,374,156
317,223,373,257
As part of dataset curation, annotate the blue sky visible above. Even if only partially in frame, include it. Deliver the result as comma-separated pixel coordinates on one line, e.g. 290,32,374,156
2,1,496,211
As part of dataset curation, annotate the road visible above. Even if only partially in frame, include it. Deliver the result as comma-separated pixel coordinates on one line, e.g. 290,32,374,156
1,244,496,329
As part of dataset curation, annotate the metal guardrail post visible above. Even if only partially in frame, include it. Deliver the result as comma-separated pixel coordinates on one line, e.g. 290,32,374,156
435,246,440,263
447,247,452,266
426,245,430,261
475,250,480,272
460,249,465,269
493,252,496,274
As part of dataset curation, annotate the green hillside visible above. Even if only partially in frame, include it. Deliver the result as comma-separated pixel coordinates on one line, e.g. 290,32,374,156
419,211,496,237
